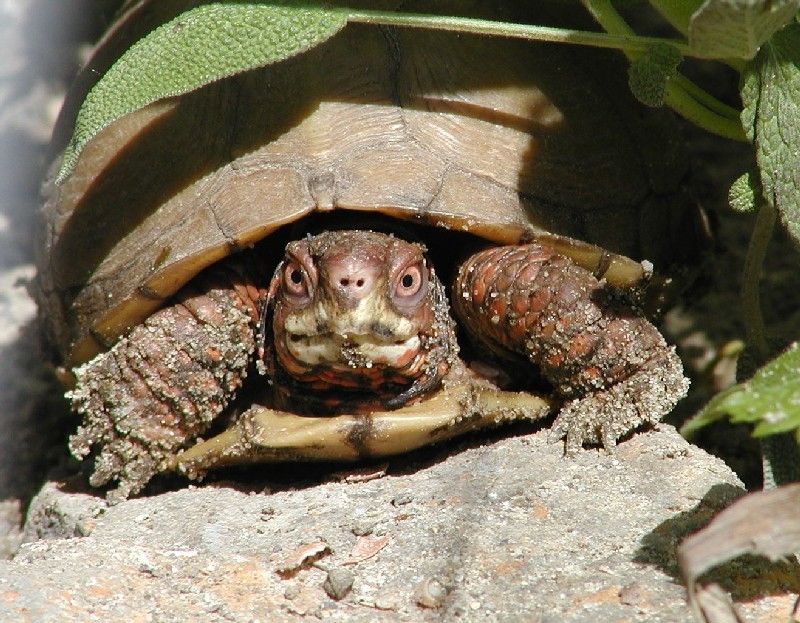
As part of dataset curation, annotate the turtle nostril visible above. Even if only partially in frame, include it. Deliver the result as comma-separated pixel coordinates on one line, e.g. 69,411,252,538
339,277,366,288
328,260,380,304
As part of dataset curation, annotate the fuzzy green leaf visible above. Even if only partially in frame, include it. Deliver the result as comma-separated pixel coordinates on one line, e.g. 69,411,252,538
728,170,759,213
627,43,682,107
57,2,348,182
648,0,703,36
689,0,800,59
682,343,800,439
740,23,800,247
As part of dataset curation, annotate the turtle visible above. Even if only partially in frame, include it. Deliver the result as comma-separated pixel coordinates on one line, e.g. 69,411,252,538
37,1,699,502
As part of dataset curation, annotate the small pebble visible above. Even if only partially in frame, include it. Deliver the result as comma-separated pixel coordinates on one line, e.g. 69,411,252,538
351,519,375,536
391,493,413,506
260,507,275,520
374,593,399,610
415,578,447,608
284,584,301,600
619,581,651,608
75,519,95,536
323,568,354,600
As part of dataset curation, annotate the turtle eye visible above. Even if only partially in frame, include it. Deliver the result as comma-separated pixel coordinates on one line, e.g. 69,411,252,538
283,261,309,297
395,263,424,298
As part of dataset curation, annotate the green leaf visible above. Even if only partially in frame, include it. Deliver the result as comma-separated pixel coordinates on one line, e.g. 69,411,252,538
728,170,760,213
647,0,705,36
740,23,800,246
627,42,682,107
689,0,800,59
682,343,800,439
57,2,348,182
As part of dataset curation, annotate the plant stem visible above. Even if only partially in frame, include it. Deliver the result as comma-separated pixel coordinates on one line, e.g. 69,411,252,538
581,0,638,53
347,11,693,56
672,74,740,119
580,0,747,141
349,5,748,141
741,195,776,363
664,82,747,141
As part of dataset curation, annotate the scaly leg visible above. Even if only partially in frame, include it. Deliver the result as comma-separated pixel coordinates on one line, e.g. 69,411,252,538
452,244,689,453
68,263,263,502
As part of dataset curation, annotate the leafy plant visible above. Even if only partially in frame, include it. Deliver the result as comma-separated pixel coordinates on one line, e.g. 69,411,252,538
57,1,800,477
683,343,800,440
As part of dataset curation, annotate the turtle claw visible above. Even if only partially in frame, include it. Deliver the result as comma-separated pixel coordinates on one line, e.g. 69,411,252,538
548,407,618,456
70,431,159,504
600,423,618,453
70,404,182,503
548,348,689,455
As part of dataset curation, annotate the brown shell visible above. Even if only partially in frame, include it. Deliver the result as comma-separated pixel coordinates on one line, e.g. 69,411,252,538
37,0,696,367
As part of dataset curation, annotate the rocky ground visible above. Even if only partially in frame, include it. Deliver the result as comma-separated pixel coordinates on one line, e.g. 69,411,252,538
1,2,799,622
3,427,799,623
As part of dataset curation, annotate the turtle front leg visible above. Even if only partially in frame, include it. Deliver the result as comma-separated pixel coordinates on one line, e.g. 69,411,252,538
452,244,689,454
172,377,551,480
68,265,262,502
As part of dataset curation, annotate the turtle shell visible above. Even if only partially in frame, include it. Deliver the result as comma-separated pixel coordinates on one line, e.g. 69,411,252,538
37,0,698,368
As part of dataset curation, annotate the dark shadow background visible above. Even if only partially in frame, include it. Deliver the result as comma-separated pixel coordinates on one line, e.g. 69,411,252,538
0,1,123,554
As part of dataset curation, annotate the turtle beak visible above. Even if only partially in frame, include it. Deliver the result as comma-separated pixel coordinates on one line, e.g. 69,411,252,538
318,278,414,341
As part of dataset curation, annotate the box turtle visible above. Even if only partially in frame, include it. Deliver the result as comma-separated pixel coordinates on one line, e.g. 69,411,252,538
37,1,698,501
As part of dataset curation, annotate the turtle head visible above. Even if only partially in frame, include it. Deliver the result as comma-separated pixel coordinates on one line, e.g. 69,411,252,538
263,230,456,412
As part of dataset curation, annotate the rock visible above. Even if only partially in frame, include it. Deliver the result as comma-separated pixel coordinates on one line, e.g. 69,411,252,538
0,500,22,559
0,426,791,622
415,577,448,609
22,481,105,542
323,568,355,600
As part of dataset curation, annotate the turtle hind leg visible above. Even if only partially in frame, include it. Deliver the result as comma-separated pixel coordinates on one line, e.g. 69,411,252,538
171,374,551,481
68,266,260,502
452,244,689,451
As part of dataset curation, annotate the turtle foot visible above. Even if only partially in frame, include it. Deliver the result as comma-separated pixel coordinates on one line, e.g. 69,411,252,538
548,345,689,454
85,439,159,504
67,271,256,502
